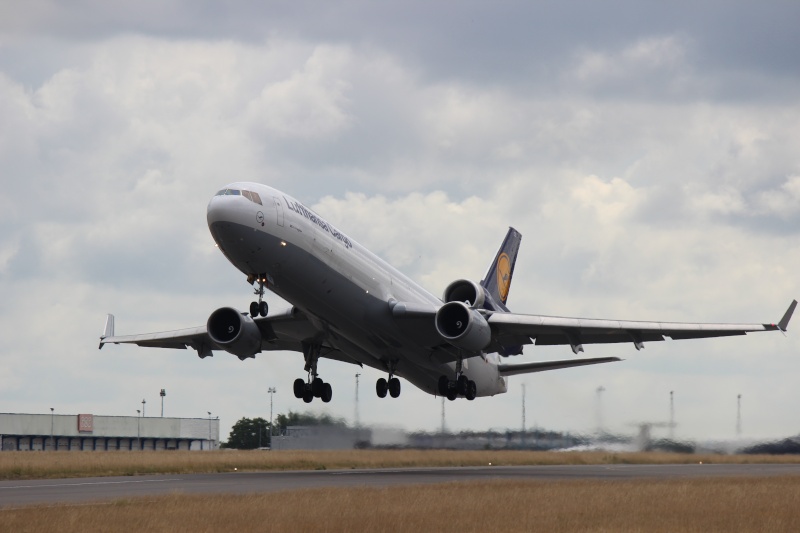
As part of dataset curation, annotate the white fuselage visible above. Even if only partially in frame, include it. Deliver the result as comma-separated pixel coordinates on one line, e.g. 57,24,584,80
206,182,508,397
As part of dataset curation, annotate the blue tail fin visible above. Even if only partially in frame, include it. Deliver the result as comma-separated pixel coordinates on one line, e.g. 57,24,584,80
480,227,522,311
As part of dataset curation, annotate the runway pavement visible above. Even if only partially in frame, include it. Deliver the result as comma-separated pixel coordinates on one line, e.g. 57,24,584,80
2,463,800,508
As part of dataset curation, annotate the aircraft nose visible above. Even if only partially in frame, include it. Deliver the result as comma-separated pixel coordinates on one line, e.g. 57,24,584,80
206,195,227,225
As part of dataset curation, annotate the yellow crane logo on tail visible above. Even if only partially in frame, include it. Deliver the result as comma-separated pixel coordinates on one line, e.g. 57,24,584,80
496,253,512,303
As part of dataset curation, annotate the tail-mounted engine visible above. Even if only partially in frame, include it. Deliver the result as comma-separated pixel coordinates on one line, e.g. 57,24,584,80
442,279,486,308
207,307,262,359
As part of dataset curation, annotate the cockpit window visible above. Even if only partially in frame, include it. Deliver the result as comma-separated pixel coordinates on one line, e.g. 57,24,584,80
241,190,263,205
215,188,262,204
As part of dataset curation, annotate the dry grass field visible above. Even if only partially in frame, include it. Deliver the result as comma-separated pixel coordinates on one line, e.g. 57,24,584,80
3,476,800,532
2,449,800,480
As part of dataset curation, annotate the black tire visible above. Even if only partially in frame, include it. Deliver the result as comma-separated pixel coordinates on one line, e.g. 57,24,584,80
457,375,469,395
466,380,477,401
437,376,449,396
446,388,458,401
388,377,401,398
376,378,388,398
312,377,324,398
249,302,259,317
302,389,313,403
321,383,333,403
259,301,269,317
293,378,305,399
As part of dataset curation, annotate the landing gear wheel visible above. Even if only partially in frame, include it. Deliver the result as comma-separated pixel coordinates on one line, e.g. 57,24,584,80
437,376,449,396
302,388,313,403
312,377,325,398
293,378,305,399
259,301,268,317
376,378,388,398
465,380,477,401
250,302,259,317
388,377,401,398
446,388,458,401
457,375,469,396
321,383,333,403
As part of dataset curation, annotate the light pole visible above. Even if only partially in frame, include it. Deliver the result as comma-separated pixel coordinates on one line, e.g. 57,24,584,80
208,411,212,450
354,373,361,428
737,394,742,438
669,391,675,440
160,389,166,417
268,387,276,447
596,386,606,434
136,409,141,450
142,398,146,418
521,384,526,447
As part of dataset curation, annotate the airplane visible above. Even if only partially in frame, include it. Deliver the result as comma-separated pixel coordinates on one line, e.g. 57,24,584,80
100,182,797,404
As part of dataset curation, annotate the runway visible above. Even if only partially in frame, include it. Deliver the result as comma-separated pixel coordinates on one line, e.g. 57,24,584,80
2,463,800,508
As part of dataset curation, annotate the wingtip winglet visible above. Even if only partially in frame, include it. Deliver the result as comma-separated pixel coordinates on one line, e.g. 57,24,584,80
99,314,115,349
778,300,797,332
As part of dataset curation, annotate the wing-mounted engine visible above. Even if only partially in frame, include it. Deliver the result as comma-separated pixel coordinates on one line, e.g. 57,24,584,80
207,307,262,360
435,301,492,352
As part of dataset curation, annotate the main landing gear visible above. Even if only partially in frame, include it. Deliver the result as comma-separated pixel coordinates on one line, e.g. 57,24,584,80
293,376,332,403
292,342,332,403
438,362,477,402
376,376,401,398
249,274,269,317
376,361,401,398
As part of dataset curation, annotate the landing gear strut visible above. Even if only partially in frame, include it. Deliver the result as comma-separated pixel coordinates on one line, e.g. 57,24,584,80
438,356,477,401
292,343,332,403
249,274,269,317
376,361,401,399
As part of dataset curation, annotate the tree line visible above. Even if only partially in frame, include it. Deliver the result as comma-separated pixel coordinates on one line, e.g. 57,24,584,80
221,411,348,449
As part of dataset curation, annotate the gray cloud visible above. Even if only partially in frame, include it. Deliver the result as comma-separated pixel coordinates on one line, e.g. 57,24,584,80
0,2,798,440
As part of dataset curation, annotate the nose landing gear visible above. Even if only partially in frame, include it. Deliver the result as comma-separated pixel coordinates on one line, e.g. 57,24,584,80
248,274,269,317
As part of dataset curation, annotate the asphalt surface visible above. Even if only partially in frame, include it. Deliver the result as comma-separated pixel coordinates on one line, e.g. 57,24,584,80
2,464,800,508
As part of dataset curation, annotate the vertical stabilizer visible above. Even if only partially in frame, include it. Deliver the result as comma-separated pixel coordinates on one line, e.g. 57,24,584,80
481,227,522,310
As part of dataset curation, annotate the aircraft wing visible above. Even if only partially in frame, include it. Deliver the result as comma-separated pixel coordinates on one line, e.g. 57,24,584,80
488,300,797,354
99,307,321,358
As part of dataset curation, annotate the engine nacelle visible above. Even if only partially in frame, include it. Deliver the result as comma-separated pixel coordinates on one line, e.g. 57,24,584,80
207,307,262,359
442,279,486,308
435,301,492,352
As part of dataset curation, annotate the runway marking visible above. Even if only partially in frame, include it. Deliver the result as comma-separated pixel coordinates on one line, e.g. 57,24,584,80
0,478,181,490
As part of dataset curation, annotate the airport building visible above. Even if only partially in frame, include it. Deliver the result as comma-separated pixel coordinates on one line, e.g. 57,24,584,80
0,413,220,451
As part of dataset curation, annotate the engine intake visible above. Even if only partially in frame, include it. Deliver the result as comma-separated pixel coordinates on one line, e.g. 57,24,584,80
207,307,262,359
443,279,486,308
435,301,492,352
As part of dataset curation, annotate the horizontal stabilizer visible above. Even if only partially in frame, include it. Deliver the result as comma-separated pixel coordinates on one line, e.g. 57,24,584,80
498,356,621,377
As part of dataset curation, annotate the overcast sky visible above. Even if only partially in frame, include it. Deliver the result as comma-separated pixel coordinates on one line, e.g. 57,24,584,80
1,1,799,443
